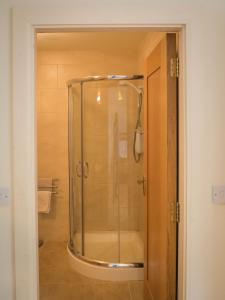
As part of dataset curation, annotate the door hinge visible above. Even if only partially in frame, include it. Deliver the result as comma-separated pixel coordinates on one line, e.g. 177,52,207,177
170,201,180,223
176,202,180,223
170,57,179,78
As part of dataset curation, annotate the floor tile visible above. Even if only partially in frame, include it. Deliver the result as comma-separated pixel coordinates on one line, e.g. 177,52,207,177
40,284,71,300
39,242,146,300
101,282,131,300
129,281,151,300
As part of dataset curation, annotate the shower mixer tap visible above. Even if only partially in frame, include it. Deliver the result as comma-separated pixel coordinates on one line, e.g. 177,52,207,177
137,177,147,196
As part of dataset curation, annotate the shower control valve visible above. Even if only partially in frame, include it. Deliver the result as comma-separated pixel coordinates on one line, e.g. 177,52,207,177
137,177,147,196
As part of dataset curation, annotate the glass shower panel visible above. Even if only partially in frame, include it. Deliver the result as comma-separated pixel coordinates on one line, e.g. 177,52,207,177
82,81,120,263
119,81,144,263
69,84,83,255
69,77,144,266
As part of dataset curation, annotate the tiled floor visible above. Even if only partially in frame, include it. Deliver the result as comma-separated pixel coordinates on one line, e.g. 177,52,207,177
39,241,150,300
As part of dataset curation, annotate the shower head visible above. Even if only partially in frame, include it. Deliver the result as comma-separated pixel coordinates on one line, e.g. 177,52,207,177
119,80,144,163
119,80,143,95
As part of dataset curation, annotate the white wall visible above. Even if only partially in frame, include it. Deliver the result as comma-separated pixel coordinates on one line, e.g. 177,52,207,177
0,2,15,300
1,0,225,299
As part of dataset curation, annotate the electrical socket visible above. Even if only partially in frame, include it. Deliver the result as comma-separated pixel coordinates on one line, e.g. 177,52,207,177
0,188,10,205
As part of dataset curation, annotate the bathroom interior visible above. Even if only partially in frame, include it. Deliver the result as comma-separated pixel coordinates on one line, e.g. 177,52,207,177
36,30,176,300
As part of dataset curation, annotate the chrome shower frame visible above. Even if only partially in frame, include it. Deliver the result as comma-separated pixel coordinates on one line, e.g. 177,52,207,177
67,74,144,269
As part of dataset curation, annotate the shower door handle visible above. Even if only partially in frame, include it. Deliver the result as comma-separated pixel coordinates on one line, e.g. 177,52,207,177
76,161,82,177
83,161,89,179
76,161,89,178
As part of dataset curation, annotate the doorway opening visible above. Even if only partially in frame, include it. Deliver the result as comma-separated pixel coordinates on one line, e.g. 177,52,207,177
36,30,182,300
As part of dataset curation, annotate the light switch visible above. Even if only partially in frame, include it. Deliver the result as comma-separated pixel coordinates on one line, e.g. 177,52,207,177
212,186,225,204
0,188,10,205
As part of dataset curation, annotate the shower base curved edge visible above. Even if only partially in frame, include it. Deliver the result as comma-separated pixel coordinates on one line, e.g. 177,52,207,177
67,244,144,281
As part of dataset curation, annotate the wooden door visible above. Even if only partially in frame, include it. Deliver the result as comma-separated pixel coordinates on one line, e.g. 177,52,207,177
144,33,178,300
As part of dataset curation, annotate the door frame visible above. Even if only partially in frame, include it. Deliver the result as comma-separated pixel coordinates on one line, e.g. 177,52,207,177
12,7,186,300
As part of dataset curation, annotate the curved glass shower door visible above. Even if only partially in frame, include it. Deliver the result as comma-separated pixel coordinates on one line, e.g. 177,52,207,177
68,84,83,255
83,80,120,263
68,76,144,266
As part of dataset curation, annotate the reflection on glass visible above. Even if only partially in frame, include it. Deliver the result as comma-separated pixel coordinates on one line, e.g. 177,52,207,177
69,79,144,264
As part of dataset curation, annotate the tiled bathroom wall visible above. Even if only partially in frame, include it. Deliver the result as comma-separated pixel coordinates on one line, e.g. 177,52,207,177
37,69,69,242
37,49,143,242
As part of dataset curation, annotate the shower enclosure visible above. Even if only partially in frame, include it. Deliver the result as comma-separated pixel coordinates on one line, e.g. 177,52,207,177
67,75,144,280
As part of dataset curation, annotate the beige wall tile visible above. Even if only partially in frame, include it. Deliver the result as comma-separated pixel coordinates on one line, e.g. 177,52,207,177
37,89,68,113
37,112,68,144
84,183,113,231
57,52,137,88
37,65,58,88
37,50,137,65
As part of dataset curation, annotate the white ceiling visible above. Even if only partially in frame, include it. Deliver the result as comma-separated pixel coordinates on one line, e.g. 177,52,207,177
36,31,150,56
